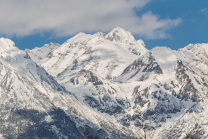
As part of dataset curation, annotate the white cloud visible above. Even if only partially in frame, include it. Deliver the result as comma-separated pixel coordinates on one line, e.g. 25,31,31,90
0,0,181,39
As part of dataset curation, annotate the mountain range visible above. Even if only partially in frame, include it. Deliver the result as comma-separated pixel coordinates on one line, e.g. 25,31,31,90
0,27,208,139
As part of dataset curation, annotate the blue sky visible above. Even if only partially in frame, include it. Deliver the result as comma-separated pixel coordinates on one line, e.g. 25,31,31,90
139,0,208,50
0,0,207,50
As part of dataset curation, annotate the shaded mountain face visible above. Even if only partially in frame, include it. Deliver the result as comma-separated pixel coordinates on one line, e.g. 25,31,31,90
0,38,134,139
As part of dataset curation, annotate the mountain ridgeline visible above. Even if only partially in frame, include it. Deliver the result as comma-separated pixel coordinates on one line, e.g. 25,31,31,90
0,27,208,139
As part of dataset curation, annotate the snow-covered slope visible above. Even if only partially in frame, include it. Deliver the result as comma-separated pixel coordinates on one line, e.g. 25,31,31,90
178,43,208,75
0,37,134,139
25,42,60,64
15,27,208,138
23,28,151,137
0,37,16,51
157,97,208,139
179,43,208,54
57,69,134,128
113,47,208,130
39,31,139,79
104,27,147,56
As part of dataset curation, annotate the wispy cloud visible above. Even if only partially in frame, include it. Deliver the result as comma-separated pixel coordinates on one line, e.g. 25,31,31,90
200,8,207,13
0,0,181,39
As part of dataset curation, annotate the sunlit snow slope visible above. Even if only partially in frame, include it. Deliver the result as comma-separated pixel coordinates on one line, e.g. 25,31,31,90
38,28,146,79
178,43,208,75
0,37,134,139
25,42,60,64
95,27,147,56
24,28,208,139
114,47,208,131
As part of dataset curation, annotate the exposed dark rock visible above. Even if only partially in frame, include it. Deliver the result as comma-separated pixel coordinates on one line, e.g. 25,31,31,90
82,70,103,85
175,60,200,102
117,114,131,127
102,94,112,102
69,69,103,85
71,59,79,70
116,98,125,106
133,86,140,95
119,52,163,81
23,53,31,59
143,52,163,74
84,96,101,109
139,72,150,81
47,51,53,58
84,95,125,116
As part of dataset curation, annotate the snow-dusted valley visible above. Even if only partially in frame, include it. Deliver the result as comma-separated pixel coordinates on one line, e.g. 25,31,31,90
1,27,208,139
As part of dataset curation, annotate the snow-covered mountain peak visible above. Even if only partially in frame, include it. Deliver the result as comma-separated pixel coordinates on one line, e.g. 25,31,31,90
43,42,59,48
93,32,107,38
112,45,208,132
179,43,197,51
105,27,135,42
0,37,17,52
144,46,178,67
149,47,187,77
40,32,138,78
25,42,60,64
93,27,146,51
0,38,134,139
178,43,208,75
114,46,188,83
27,28,148,74
137,39,146,48
104,27,148,55
64,32,91,44
179,43,208,54
150,46,177,59
3,34,208,138
150,46,170,51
